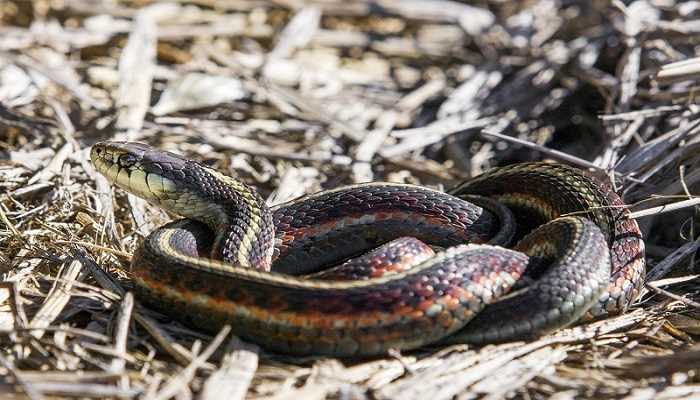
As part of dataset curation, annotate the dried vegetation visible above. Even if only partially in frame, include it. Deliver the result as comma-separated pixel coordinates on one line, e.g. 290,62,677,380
1,0,700,398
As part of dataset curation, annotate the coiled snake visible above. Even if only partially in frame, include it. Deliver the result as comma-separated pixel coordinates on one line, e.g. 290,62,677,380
91,141,645,357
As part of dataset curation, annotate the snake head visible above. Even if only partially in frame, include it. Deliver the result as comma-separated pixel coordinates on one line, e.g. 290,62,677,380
91,140,275,269
90,141,225,222
90,140,229,216
91,141,191,205
90,140,268,227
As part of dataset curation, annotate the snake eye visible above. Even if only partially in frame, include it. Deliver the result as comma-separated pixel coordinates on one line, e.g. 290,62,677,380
118,153,138,168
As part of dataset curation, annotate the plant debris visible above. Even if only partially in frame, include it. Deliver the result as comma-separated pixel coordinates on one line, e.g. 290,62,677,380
2,0,700,398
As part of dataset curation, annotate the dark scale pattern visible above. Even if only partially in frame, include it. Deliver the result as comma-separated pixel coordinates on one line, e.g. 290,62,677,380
133,225,529,356
452,164,612,239
140,153,275,270
589,179,646,316
91,142,646,356
448,217,611,344
450,162,645,319
270,184,502,275
307,237,436,280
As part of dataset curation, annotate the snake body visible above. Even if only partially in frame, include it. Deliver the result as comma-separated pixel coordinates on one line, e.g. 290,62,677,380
91,141,645,356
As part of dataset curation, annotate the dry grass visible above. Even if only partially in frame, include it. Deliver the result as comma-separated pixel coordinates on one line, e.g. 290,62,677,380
1,0,700,398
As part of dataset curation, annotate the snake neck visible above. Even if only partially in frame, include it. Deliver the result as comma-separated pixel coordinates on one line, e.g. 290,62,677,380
186,165,276,270
147,160,277,270
212,206,275,270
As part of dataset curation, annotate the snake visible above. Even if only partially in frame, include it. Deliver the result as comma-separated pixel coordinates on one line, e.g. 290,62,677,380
90,141,645,357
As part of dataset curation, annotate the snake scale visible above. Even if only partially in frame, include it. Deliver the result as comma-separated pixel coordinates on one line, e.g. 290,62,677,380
91,141,645,357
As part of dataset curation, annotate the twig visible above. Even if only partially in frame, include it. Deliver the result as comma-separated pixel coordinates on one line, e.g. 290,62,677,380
0,352,45,400
201,337,259,400
627,197,700,219
152,326,232,400
479,127,604,172
109,292,134,390
645,283,700,310
29,258,84,340
645,237,700,282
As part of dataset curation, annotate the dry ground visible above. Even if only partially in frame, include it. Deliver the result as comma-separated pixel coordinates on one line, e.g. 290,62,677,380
1,0,700,399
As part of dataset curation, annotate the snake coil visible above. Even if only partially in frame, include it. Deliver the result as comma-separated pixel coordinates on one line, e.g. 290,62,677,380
91,142,645,356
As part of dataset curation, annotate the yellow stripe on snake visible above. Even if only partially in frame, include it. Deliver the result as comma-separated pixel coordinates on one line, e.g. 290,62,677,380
91,141,645,357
